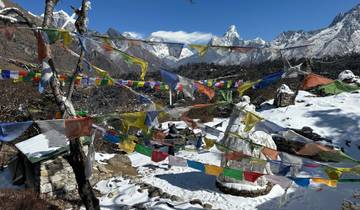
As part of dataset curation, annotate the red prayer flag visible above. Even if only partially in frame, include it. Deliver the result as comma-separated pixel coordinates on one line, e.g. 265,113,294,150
65,117,93,138
151,150,168,162
196,83,215,100
224,151,250,160
244,171,264,182
35,31,51,62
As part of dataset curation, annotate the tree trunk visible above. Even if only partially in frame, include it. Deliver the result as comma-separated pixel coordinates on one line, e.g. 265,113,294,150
41,0,100,209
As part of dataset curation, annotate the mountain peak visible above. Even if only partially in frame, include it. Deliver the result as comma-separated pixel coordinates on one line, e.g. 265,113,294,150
224,25,240,40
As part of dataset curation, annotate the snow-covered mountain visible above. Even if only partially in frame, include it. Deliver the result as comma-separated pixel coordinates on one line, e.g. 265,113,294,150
43,3,360,68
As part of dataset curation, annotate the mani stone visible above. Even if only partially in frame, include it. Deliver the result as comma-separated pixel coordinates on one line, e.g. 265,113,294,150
273,84,295,108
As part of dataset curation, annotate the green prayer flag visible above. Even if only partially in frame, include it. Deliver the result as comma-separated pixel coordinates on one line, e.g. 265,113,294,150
318,150,359,163
100,79,108,86
44,29,61,44
223,168,243,180
135,144,152,157
24,71,35,82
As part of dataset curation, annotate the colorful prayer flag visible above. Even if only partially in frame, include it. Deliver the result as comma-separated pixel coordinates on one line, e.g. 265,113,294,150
64,117,93,138
151,150,169,162
290,177,310,187
167,43,184,58
135,144,152,157
312,178,337,187
39,61,53,93
243,111,263,132
119,140,137,153
261,147,279,160
264,175,293,189
223,168,243,180
189,44,208,57
254,70,284,90
187,160,205,172
238,80,258,96
205,164,223,176
244,171,264,182
295,143,332,156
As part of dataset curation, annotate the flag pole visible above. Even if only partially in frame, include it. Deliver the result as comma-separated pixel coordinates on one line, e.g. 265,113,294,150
169,88,173,106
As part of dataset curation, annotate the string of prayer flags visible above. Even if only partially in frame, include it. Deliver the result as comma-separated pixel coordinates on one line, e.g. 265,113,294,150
244,171,264,182
135,144,153,157
189,44,209,57
39,61,53,94
151,150,169,162
290,177,310,187
168,155,188,167
64,117,93,139
254,70,284,90
205,164,224,176
223,168,243,180
187,160,205,172
311,178,337,188
243,111,263,132
0,121,33,142
167,43,184,58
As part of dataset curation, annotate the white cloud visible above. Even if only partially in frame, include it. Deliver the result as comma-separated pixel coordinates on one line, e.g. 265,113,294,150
122,31,144,39
150,31,214,44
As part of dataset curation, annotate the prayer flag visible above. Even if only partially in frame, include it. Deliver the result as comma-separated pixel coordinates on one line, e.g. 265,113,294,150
187,160,205,172
189,44,208,57
244,171,264,182
178,75,195,99
35,31,51,62
120,52,148,80
168,155,188,167
1,70,10,79
224,151,250,160
223,168,243,180
261,147,279,160
0,121,33,142
254,70,284,90
324,167,351,180
296,143,332,156
151,150,169,162
204,138,215,150
102,37,113,53
291,178,310,187
120,112,147,132
312,178,337,187
119,140,136,153
238,81,258,96
104,133,121,143
167,43,184,58
205,164,223,176
64,117,93,138
39,61,53,93
145,111,159,127
160,70,179,90
135,144,152,157
196,83,215,100
60,30,72,47
243,111,263,132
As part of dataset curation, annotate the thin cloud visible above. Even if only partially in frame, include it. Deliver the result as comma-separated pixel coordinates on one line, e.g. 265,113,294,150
150,31,214,44
122,31,144,39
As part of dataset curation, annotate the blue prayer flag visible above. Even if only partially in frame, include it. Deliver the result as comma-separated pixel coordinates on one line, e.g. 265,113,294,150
254,70,284,90
145,111,159,127
290,177,310,187
1,70,10,79
160,69,179,90
103,133,121,143
0,121,33,142
187,160,205,172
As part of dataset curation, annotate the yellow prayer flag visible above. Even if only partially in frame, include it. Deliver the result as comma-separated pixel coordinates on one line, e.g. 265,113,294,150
243,111,263,132
204,138,215,150
120,112,147,132
312,178,337,187
119,139,137,153
92,65,109,78
238,80,260,96
138,81,145,87
205,164,224,176
131,56,148,81
189,44,209,57
324,167,351,180
95,78,101,86
59,30,72,47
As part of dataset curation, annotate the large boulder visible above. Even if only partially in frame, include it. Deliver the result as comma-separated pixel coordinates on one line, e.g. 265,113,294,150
338,70,360,86
273,84,295,108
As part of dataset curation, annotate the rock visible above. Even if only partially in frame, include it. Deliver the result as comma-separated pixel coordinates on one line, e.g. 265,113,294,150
170,195,181,201
97,164,110,173
190,199,203,206
149,190,161,198
273,84,295,107
203,203,213,209
50,174,63,183
41,183,53,194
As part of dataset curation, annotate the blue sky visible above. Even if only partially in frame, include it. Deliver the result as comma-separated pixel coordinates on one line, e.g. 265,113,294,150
13,0,360,42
